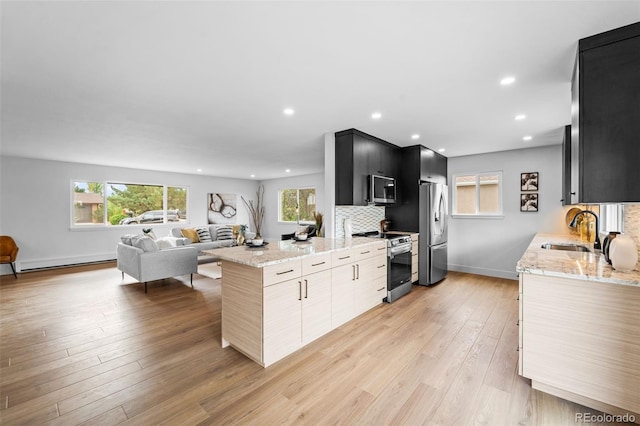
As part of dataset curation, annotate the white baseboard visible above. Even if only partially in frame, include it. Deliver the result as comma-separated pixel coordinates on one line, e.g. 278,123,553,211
448,264,518,281
15,252,116,272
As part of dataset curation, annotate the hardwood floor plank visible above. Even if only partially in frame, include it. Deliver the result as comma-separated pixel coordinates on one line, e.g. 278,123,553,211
1,264,621,425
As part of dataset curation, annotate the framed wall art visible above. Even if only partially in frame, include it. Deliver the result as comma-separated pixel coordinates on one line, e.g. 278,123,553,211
521,172,539,191
207,193,237,224
520,193,539,212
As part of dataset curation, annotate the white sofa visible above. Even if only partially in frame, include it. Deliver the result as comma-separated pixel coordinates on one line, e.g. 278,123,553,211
117,239,198,293
168,224,242,254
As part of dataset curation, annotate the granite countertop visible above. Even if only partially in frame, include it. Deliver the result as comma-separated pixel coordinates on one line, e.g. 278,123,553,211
516,233,639,287
203,236,383,268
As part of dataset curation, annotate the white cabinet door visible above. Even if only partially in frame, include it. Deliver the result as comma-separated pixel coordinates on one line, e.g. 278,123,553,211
354,255,387,315
302,269,332,344
263,278,302,366
331,263,355,328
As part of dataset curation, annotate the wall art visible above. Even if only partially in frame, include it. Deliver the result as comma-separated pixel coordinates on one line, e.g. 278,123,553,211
521,172,539,191
520,193,539,212
208,193,237,224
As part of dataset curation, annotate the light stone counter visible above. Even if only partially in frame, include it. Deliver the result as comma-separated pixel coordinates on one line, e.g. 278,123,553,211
203,236,381,268
516,233,639,287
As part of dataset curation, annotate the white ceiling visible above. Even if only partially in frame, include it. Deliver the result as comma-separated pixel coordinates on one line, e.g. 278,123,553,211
2,1,639,180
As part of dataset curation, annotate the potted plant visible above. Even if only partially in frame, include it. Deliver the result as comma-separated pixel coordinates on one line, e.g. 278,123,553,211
242,184,265,242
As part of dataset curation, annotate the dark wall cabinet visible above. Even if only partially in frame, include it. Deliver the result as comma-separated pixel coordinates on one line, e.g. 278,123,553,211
386,145,447,232
570,22,640,204
335,129,400,205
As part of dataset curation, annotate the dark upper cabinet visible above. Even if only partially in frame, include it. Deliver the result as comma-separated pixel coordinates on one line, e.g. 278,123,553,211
386,145,447,232
571,22,640,203
335,129,400,206
561,125,572,205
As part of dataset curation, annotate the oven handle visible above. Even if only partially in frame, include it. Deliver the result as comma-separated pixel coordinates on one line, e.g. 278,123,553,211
389,244,412,257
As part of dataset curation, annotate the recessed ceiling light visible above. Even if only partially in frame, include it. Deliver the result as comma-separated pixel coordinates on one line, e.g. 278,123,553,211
285,169,291,173
411,134,420,140
523,135,533,141
283,108,294,115
371,112,382,119
438,148,446,153
500,76,516,85
515,114,526,120
196,168,203,172
250,174,255,178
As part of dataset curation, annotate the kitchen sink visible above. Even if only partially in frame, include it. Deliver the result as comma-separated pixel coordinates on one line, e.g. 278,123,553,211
541,243,591,252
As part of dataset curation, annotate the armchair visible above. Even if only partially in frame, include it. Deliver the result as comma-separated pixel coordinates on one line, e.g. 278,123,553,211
117,243,198,293
0,236,19,278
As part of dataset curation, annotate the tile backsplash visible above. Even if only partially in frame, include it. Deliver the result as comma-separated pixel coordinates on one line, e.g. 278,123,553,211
335,205,386,238
624,204,640,261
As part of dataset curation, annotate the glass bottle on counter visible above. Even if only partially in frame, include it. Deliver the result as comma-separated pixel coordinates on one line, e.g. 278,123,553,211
579,214,596,243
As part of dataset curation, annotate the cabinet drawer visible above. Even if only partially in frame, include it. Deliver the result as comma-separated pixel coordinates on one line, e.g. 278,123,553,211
372,257,387,280
355,241,387,261
332,249,355,267
263,261,302,286
411,271,419,283
302,253,332,275
410,234,419,243
412,242,418,254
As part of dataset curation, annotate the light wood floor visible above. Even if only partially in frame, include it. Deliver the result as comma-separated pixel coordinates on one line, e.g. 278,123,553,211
0,264,618,425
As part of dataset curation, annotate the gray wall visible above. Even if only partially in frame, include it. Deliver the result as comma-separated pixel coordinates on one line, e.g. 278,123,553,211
447,144,571,279
260,173,325,240
0,156,258,273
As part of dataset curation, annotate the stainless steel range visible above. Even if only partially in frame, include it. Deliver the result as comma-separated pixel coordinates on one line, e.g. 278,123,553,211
352,232,413,303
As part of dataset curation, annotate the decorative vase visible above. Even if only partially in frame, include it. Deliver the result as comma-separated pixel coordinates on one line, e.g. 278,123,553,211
609,234,638,272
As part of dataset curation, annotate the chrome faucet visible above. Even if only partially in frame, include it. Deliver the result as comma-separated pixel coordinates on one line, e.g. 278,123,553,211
569,210,602,251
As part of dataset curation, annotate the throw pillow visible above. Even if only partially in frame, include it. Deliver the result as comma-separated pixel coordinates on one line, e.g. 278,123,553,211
130,235,159,252
181,228,200,243
195,226,213,243
155,237,176,250
217,226,234,240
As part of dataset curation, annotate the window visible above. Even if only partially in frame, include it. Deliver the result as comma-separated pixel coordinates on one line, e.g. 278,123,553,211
72,181,188,227
453,172,502,216
279,187,316,223
600,204,624,233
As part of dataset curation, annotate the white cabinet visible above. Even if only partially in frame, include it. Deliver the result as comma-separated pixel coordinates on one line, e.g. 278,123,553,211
263,277,303,365
332,241,387,324
331,262,356,328
519,273,640,417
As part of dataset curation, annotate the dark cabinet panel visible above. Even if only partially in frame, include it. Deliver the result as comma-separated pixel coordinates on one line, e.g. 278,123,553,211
571,22,640,203
386,145,447,232
334,129,400,206
561,125,572,205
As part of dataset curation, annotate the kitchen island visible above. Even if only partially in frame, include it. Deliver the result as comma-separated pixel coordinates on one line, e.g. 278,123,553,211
205,237,387,367
516,233,639,419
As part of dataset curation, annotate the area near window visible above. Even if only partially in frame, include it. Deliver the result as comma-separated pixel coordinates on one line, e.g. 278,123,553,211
72,181,188,227
452,172,503,217
279,187,316,223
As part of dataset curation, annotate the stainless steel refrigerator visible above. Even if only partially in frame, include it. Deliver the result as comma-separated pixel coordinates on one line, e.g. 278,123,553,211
418,181,448,285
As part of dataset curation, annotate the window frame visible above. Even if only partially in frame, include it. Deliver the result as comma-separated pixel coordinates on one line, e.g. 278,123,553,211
277,186,317,224
451,171,504,219
70,179,189,229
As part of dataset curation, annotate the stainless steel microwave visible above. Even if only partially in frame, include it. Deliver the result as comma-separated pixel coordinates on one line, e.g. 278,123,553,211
368,174,396,204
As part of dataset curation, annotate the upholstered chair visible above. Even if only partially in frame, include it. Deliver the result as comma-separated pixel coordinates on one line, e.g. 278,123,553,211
0,236,19,278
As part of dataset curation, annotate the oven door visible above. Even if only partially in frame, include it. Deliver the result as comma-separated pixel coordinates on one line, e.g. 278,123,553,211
388,249,412,291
